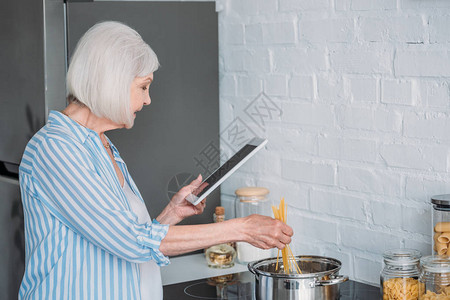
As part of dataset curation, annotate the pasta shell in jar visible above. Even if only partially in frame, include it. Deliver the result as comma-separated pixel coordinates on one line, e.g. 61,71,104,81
381,249,421,300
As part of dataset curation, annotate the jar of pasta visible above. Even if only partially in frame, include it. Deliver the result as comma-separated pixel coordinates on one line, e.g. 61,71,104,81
432,195,450,256
381,249,421,300
419,255,450,299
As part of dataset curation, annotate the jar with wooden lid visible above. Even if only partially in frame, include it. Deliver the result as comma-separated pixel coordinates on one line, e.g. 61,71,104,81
235,187,274,263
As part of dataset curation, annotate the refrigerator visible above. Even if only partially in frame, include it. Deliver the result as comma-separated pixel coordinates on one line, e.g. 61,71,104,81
0,0,219,298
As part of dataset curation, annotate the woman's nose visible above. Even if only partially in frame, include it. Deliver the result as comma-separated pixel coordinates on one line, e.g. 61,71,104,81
144,94,151,105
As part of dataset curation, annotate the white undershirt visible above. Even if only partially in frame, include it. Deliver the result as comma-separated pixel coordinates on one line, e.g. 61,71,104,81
123,180,163,300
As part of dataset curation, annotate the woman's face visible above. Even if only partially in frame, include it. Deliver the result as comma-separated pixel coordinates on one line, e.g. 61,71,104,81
129,73,153,124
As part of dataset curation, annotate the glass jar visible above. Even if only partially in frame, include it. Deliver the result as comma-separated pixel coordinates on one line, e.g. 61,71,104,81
205,207,236,268
234,187,274,264
381,249,421,300
432,195,450,256
419,255,450,299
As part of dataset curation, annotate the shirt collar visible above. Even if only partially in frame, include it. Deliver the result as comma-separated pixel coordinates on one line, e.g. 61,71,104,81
48,110,92,145
48,110,124,163
108,139,124,163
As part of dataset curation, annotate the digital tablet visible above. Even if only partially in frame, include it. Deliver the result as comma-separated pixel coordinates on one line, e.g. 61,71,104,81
186,137,268,206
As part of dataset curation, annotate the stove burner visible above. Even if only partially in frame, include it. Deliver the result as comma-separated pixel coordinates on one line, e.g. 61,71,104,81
339,280,379,300
183,274,253,299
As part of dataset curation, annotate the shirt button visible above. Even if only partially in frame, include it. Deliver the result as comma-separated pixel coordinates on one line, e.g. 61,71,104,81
137,236,143,242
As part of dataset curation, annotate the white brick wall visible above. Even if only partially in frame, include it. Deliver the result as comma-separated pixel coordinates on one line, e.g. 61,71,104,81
299,18,354,43
279,0,329,11
430,16,450,43
380,143,448,171
282,102,335,127
418,80,449,108
218,0,450,285
282,159,336,186
340,224,401,253
404,112,450,140
354,256,382,284
310,189,367,221
395,50,450,77
350,0,396,11
359,16,425,43
317,73,345,102
329,46,393,75
272,47,328,73
371,201,402,228
381,79,415,106
318,137,377,162
289,75,315,99
347,76,378,103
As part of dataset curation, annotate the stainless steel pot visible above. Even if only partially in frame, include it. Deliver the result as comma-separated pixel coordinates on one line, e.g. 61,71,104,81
248,255,349,300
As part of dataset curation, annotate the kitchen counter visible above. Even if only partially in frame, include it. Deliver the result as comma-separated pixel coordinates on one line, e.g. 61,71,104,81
162,253,248,286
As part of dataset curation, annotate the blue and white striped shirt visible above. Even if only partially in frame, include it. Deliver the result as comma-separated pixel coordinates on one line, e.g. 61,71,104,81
19,111,170,299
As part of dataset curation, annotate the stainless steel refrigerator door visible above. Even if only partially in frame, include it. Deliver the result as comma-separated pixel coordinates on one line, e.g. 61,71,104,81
0,0,46,166
0,178,24,299
66,2,220,225
0,0,66,168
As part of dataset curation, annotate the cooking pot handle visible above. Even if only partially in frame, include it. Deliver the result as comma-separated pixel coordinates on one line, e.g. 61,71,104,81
311,275,349,287
248,264,258,279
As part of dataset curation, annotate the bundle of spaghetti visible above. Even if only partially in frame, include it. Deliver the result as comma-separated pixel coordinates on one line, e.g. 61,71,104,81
272,198,302,275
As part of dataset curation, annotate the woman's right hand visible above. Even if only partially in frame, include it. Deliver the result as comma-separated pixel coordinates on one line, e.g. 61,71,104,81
238,214,293,250
160,214,293,257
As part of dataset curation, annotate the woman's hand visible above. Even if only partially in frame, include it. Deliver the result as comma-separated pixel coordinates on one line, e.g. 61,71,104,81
159,214,294,256
170,174,207,218
156,174,207,225
238,214,293,250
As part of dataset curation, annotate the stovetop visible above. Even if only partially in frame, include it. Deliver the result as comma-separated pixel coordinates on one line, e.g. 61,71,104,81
163,271,379,299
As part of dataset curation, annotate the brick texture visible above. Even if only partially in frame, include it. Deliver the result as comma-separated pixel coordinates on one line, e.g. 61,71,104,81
219,0,450,285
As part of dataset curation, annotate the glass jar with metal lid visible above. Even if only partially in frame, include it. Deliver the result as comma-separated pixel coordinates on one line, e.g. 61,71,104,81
381,249,421,300
419,255,450,299
205,206,236,268
235,187,274,263
431,195,450,256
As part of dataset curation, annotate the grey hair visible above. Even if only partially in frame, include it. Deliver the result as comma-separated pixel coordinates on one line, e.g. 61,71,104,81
66,21,159,127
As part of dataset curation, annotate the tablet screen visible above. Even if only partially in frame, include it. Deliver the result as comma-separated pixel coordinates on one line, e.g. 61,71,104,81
194,143,258,198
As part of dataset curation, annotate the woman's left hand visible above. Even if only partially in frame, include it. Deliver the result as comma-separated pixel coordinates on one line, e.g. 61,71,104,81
171,174,207,217
156,174,207,225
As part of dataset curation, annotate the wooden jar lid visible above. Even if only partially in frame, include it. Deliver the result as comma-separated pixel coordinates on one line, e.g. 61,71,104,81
235,187,270,198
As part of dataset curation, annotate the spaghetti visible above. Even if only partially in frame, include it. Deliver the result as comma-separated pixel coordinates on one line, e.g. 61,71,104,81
272,198,302,274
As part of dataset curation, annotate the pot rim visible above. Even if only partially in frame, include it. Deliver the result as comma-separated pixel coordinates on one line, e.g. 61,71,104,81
248,255,342,279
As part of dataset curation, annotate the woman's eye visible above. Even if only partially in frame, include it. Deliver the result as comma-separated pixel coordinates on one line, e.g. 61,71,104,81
142,86,148,91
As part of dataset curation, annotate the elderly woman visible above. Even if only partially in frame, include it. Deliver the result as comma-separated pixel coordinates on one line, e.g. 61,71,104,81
18,21,293,300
